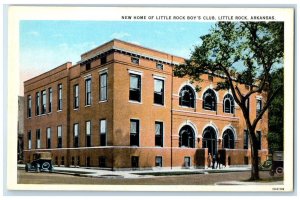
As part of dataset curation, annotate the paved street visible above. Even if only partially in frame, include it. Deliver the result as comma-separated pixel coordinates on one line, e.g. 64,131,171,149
17,169,283,185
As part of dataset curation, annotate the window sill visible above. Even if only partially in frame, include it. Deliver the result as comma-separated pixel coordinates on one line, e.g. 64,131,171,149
153,103,165,107
85,105,91,107
73,108,79,111
40,113,47,116
57,110,62,112
129,100,142,104
99,100,108,103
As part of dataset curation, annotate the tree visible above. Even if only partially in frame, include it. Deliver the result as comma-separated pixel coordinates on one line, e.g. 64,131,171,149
268,68,284,152
174,22,283,180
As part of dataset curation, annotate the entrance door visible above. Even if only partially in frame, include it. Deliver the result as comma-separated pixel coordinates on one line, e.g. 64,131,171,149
202,126,217,156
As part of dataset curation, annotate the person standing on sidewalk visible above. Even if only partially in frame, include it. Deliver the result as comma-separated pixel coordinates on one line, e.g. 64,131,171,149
217,153,221,169
212,154,216,169
207,153,212,168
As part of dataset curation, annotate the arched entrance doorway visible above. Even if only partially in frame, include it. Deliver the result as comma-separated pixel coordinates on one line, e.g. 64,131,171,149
202,126,217,156
179,125,195,148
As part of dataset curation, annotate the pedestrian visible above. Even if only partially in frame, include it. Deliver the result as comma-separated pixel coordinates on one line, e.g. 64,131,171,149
212,154,216,169
207,153,212,168
217,153,221,169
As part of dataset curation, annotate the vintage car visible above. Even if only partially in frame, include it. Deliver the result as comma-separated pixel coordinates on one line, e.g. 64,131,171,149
25,152,54,172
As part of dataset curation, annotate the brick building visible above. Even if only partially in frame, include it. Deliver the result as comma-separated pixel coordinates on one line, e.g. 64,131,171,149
23,39,268,169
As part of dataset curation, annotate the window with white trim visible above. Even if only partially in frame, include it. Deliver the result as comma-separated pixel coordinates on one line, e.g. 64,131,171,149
129,74,141,102
46,127,51,149
85,78,92,105
41,90,46,114
223,94,234,114
100,73,107,101
48,88,52,112
86,121,91,147
74,84,79,109
256,98,262,117
58,84,63,110
36,92,40,115
155,122,163,147
28,131,31,149
203,89,217,111
100,119,107,146
57,125,62,148
154,79,164,105
74,123,79,147
130,119,139,146
36,129,41,149
179,85,195,108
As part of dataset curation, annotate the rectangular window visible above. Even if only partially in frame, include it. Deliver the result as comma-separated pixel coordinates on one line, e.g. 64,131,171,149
156,63,163,70
244,129,249,149
101,56,107,65
35,92,40,115
74,123,79,147
129,74,141,102
85,78,92,105
46,127,51,149
155,156,162,167
256,98,262,117
28,131,31,149
58,84,63,110
86,63,91,71
48,88,52,113
86,121,91,147
130,119,139,146
131,57,139,64
100,73,107,101
184,157,191,167
41,90,46,114
57,125,62,148
154,79,164,105
131,156,139,168
36,129,41,149
257,131,262,150
99,156,106,167
100,119,106,146
27,95,32,118
155,122,163,147
74,84,79,109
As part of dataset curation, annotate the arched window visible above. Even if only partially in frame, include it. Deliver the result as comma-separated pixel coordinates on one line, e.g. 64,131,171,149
179,125,195,148
179,85,195,108
203,89,217,111
223,129,235,149
202,126,217,155
223,94,235,114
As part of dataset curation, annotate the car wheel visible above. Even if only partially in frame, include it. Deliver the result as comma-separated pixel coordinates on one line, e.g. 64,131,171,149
276,167,283,174
42,162,51,170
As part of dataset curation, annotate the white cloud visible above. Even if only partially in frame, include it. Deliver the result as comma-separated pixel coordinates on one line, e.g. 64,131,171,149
110,32,131,39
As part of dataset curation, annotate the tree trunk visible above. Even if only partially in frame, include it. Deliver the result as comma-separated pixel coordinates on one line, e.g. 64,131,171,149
250,130,260,180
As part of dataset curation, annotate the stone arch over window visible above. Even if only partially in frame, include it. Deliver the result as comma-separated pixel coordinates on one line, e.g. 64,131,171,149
202,126,218,156
202,89,217,111
179,125,195,148
223,93,235,114
222,129,235,149
179,85,196,108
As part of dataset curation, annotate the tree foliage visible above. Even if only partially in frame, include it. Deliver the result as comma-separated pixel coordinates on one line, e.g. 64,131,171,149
268,68,284,152
174,22,284,180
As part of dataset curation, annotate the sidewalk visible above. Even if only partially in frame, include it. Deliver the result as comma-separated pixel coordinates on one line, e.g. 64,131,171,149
18,164,251,179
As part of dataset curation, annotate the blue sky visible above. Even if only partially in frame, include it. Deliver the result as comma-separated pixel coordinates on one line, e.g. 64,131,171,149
19,21,215,94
